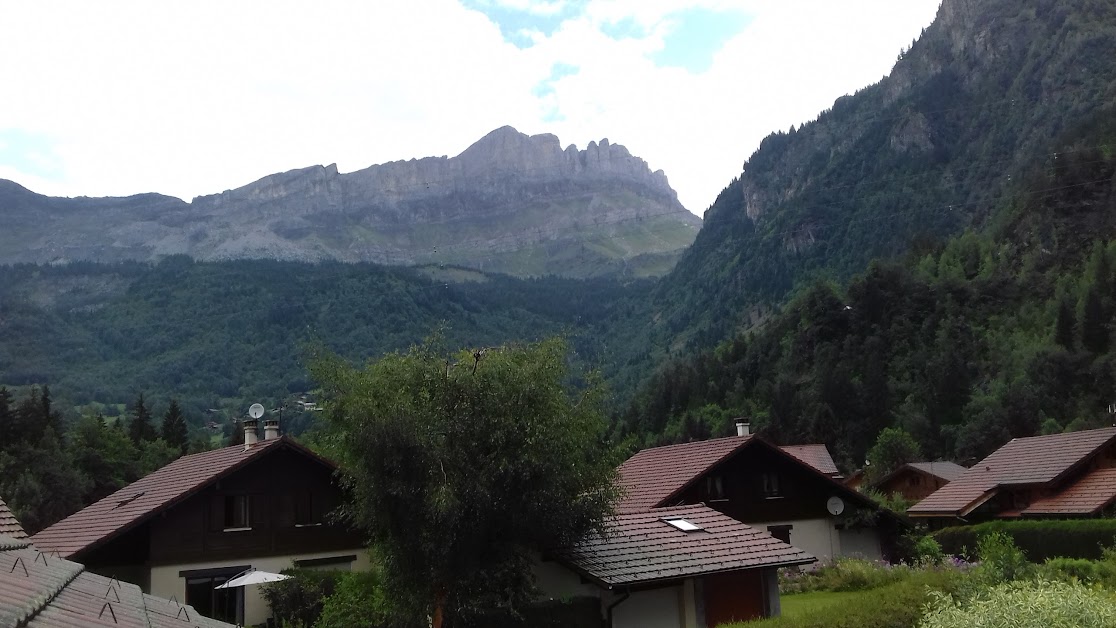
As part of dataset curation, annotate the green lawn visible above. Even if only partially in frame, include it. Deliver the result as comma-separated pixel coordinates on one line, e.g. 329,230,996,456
779,591,860,619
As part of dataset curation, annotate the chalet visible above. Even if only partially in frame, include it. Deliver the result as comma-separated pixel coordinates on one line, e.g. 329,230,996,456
30,419,368,626
873,462,968,502
538,504,814,628
909,427,1116,523
610,425,894,564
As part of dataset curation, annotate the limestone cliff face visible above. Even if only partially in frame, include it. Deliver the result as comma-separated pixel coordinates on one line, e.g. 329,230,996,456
0,127,700,277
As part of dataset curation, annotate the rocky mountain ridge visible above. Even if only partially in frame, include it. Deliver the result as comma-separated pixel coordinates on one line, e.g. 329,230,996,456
0,126,700,277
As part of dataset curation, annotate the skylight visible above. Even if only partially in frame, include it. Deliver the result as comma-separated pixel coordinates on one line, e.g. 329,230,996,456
662,517,703,532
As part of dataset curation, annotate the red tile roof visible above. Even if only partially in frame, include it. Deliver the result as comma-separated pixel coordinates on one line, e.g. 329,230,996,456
31,438,289,558
781,444,840,476
909,428,1116,516
0,496,27,539
907,462,968,482
617,436,753,514
559,504,815,587
0,535,235,627
1022,467,1116,515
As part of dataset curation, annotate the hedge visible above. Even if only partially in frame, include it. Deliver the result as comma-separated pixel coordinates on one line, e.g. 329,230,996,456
451,597,602,628
932,519,1116,562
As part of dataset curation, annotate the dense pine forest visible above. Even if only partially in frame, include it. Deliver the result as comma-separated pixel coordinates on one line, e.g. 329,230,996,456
621,113,1116,469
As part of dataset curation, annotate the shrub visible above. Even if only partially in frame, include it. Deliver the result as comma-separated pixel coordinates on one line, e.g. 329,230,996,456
779,558,912,594
933,519,1116,562
260,568,345,628
314,570,416,628
974,531,1031,584
914,536,945,567
918,580,1116,628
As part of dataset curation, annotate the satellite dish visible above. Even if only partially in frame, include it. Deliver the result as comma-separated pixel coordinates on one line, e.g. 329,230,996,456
827,496,845,517
248,403,265,419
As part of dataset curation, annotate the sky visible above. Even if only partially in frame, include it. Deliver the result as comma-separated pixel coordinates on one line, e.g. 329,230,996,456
0,0,941,216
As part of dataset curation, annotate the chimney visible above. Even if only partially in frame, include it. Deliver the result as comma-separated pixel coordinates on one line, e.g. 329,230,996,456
264,418,280,441
243,418,259,450
735,418,751,437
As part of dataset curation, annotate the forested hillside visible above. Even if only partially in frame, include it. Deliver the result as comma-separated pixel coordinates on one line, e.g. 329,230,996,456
0,260,652,420
652,0,1116,350
620,112,1116,470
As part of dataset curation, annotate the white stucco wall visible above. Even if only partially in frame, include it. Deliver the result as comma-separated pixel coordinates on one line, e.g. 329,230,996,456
612,585,684,628
532,558,600,601
761,518,841,566
149,548,371,626
838,526,883,561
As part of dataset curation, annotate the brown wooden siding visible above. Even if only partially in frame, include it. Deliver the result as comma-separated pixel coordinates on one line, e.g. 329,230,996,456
674,446,841,523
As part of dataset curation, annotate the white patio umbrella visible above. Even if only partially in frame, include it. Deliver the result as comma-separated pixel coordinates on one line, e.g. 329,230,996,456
214,568,291,589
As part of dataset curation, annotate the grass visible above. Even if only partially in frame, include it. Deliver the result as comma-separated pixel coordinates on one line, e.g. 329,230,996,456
779,591,858,618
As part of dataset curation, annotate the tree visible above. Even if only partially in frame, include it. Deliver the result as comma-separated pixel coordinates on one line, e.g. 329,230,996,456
1054,297,1076,349
310,338,621,626
127,393,157,445
1080,284,1109,354
865,427,921,484
161,399,189,454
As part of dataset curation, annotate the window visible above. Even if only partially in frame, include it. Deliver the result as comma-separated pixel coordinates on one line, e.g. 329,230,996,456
295,492,318,527
762,472,781,498
181,566,247,625
662,517,703,532
706,475,725,500
224,495,250,530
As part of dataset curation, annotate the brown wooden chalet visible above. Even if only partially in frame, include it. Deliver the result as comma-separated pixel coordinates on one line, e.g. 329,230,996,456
616,429,899,564
30,422,364,626
873,462,968,502
909,427,1116,523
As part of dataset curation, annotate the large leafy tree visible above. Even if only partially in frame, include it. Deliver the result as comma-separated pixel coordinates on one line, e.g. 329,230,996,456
311,337,621,626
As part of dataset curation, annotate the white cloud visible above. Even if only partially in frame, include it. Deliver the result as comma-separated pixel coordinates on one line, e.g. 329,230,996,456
0,0,940,214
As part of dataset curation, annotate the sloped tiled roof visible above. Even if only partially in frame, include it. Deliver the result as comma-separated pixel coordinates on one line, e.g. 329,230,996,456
907,462,968,482
617,436,858,514
1022,467,1116,515
909,428,1116,516
0,496,27,539
874,462,968,490
32,438,288,558
617,436,753,514
559,505,815,587
781,444,840,476
0,535,235,627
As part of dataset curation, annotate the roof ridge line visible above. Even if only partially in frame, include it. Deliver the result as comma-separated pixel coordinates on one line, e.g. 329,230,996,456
15,551,85,628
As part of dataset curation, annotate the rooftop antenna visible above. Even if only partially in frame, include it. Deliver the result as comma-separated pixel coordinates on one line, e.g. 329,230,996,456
248,403,265,420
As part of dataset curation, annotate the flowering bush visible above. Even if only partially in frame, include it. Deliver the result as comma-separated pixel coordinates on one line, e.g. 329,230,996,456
918,580,1116,628
779,558,911,594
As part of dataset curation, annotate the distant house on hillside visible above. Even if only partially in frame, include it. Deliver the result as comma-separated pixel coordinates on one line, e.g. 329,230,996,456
909,427,1116,524
30,419,368,626
613,422,896,564
873,462,968,502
